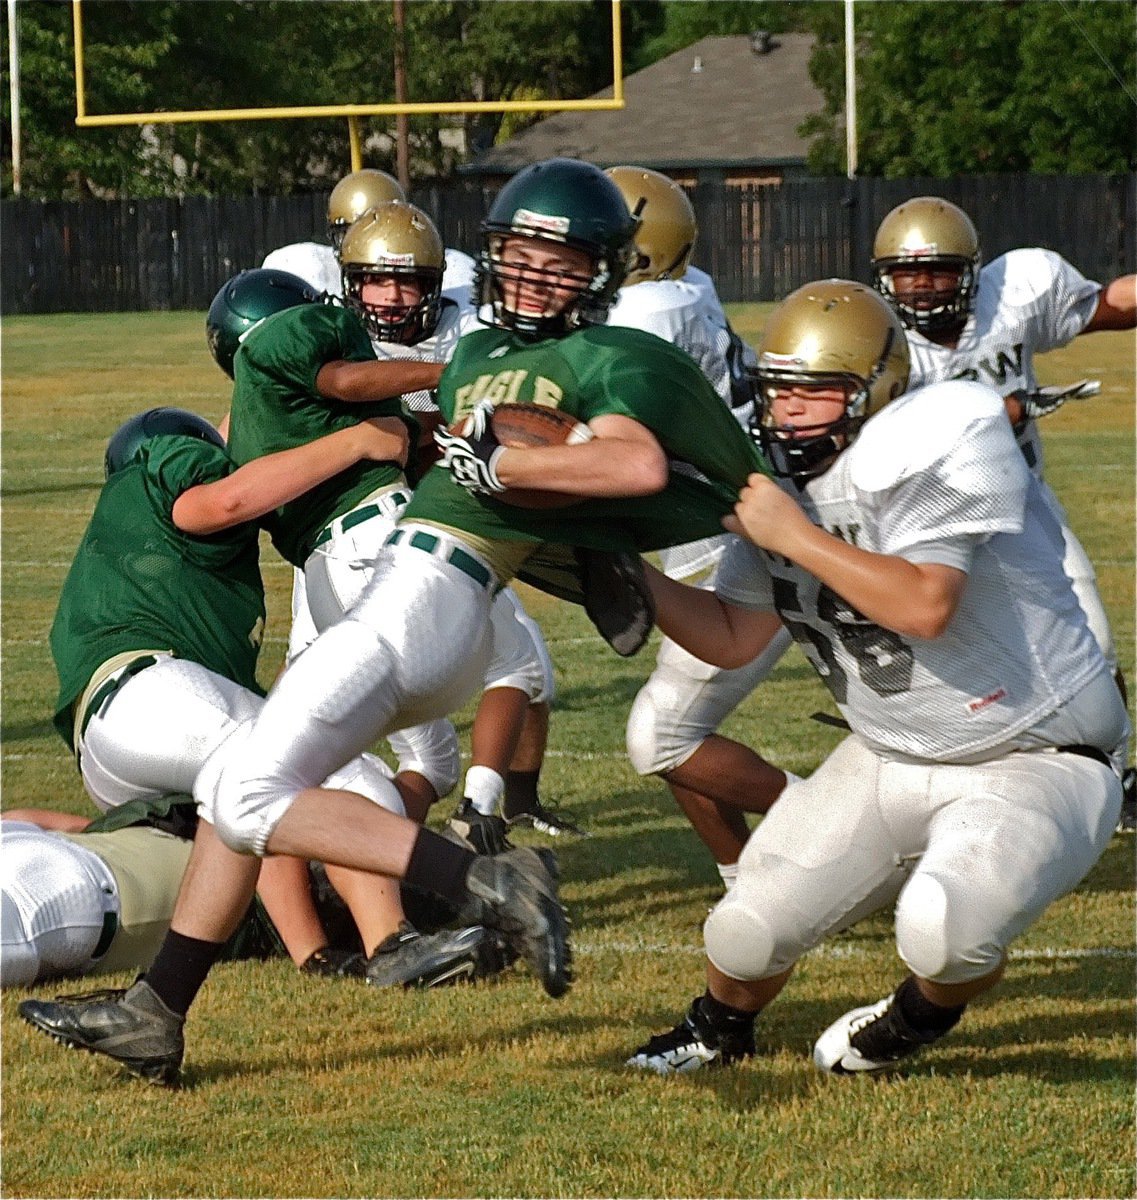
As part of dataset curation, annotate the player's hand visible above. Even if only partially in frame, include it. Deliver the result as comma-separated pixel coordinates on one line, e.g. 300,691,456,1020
1007,379,1100,425
433,400,507,494
724,472,813,557
448,799,511,855
358,416,411,467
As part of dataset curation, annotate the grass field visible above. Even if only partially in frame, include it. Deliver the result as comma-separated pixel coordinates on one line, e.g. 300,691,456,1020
1,308,1134,1199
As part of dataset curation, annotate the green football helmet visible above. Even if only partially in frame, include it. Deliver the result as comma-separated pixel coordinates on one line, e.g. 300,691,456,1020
754,279,910,485
104,407,224,479
476,157,639,336
205,268,319,378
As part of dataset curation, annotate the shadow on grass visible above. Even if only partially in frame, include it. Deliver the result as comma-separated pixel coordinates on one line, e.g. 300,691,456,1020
1,479,101,499
1,717,59,744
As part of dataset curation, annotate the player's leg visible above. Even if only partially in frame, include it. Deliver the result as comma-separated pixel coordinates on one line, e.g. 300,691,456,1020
626,624,795,885
629,737,906,1073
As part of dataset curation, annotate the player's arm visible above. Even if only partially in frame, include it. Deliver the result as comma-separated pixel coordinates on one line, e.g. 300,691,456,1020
316,358,445,402
725,473,968,641
644,563,785,670
172,419,410,536
2,809,92,832
1083,273,1136,333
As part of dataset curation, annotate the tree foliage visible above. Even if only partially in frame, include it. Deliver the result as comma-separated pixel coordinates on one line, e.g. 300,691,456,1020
3,0,1134,198
803,0,1136,176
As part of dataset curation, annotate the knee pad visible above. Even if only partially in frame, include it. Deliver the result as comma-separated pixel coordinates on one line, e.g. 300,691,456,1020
703,889,779,982
625,666,705,777
895,872,1003,985
196,720,289,857
386,720,461,799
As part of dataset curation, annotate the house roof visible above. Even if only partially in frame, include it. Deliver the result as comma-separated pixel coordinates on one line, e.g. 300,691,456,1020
462,33,822,175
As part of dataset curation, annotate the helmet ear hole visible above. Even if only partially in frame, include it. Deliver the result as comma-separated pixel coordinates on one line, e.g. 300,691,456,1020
605,166,697,287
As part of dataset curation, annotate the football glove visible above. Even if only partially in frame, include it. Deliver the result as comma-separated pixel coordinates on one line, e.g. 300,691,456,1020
575,547,656,658
448,798,512,855
1014,379,1100,422
433,400,507,494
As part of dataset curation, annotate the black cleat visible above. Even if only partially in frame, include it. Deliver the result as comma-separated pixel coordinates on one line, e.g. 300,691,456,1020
813,993,947,1074
18,979,184,1086
464,847,572,998
506,797,590,839
364,923,505,989
627,996,755,1074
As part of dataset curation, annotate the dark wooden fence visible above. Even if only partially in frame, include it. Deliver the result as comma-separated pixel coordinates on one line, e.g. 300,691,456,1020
3,174,1132,314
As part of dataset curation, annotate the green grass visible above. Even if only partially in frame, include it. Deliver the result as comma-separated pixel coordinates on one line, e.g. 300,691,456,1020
2,310,1134,1199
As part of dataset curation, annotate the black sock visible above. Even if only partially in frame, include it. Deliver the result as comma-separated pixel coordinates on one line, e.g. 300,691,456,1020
893,975,966,1037
404,827,477,906
698,990,758,1038
143,931,225,1017
503,770,540,819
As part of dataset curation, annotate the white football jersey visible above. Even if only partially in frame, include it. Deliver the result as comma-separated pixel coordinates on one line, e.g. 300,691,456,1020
260,244,476,304
369,296,480,413
715,380,1107,761
904,248,1102,477
261,242,342,296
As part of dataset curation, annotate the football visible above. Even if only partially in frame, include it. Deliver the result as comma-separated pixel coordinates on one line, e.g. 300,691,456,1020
456,404,592,508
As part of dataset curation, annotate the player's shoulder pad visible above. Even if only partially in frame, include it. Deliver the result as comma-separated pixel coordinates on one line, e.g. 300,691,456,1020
607,279,702,331
983,247,1069,306
849,380,1009,492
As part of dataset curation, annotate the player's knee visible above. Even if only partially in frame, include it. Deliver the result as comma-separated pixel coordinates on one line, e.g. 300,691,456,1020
703,889,784,981
387,720,460,799
625,677,702,777
325,753,406,817
195,721,292,857
895,873,1003,984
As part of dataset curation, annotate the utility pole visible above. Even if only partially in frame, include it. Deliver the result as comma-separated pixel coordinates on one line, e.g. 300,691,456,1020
844,0,857,179
392,0,410,193
8,0,22,195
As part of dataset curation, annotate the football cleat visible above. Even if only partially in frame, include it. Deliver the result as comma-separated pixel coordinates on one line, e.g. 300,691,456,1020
626,996,755,1075
18,979,184,1086
447,799,512,856
813,993,946,1074
464,847,572,998
505,797,590,839
300,945,367,978
363,923,504,989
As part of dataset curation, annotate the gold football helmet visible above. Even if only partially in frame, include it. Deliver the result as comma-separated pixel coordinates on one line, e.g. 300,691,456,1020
755,279,910,484
340,200,445,344
605,166,696,286
871,197,980,336
327,169,407,252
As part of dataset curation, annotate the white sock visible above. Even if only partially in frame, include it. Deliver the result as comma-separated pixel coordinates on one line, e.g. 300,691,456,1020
717,861,739,891
463,765,505,816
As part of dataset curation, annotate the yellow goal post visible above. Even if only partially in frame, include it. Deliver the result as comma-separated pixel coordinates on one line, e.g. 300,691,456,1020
71,0,625,170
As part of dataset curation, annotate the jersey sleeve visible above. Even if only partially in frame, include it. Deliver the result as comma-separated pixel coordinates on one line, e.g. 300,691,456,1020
261,243,342,297
241,304,376,397
850,383,1029,559
1002,248,1101,352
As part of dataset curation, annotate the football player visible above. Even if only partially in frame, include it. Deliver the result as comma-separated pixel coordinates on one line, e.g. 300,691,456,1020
871,196,1136,829
608,166,795,889
262,166,476,299
20,407,556,1083
37,406,492,989
626,280,1128,1077
337,200,574,841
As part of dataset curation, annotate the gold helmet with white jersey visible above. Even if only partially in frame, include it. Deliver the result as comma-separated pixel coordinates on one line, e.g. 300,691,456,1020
327,169,407,252
754,279,910,484
339,200,445,344
871,197,981,336
605,166,696,286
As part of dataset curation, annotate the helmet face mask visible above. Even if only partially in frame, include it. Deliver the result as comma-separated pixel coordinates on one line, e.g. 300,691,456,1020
104,407,224,479
340,201,445,345
327,169,406,253
871,197,981,337
475,158,638,337
605,165,696,286
206,268,319,378
753,280,910,486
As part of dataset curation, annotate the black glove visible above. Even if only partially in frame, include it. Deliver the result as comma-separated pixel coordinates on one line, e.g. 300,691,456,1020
300,945,367,978
448,798,511,855
433,400,507,494
1013,379,1100,422
575,547,656,657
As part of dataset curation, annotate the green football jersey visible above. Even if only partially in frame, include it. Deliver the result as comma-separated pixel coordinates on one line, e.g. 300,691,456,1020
50,437,265,745
226,303,415,566
402,324,769,553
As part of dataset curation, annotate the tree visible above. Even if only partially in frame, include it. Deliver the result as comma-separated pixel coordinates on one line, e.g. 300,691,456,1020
802,0,1136,176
